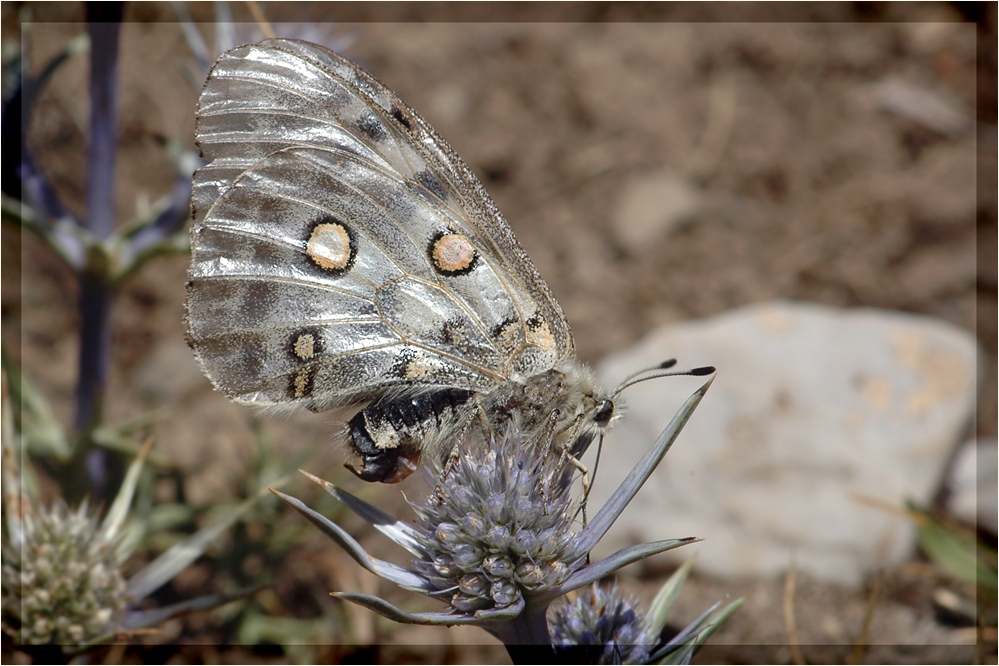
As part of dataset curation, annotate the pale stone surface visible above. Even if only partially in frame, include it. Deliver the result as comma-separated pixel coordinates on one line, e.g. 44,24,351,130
591,301,980,586
946,438,998,533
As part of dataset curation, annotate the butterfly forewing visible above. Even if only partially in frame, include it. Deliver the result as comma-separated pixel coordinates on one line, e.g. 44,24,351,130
187,39,575,414
245,39,573,359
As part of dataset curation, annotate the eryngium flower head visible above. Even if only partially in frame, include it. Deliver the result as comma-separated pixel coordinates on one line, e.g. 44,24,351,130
550,566,748,665
549,584,653,664
1,434,265,654
2,501,126,645
276,377,714,645
409,433,586,615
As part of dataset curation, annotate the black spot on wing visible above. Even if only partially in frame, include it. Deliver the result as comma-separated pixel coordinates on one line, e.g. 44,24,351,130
490,316,523,353
289,365,317,400
440,319,461,346
388,349,415,380
490,317,519,340
391,105,413,131
414,170,448,202
287,326,324,361
427,230,479,277
304,213,357,277
356,113,389,142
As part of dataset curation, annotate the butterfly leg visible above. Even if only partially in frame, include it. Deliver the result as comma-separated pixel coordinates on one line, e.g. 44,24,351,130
562,446,592,525
431,408,482,504
532,410,593,525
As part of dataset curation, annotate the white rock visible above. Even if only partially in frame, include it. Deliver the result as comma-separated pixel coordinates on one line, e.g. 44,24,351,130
946,438,998,533
591,301,980,586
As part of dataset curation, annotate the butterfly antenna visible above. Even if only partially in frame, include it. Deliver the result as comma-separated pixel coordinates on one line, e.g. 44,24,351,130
614,358,678,391
612,361,715,399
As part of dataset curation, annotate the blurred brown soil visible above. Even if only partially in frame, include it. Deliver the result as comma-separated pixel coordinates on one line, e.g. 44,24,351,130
3,2,993,663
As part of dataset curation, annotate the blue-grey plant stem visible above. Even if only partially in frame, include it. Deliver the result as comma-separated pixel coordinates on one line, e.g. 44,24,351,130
492,607,557,664
75,8,123,499
12,46,80,256
123,173,192,261
84,12,120,241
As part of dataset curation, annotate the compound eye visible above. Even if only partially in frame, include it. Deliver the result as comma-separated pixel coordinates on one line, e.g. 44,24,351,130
594,399,615,425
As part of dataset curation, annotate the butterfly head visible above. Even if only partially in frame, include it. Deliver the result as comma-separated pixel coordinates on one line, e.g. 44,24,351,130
593,397,616,426
546,361,620,453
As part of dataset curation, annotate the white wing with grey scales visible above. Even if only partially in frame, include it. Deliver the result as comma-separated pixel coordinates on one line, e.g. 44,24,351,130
187,39,574,412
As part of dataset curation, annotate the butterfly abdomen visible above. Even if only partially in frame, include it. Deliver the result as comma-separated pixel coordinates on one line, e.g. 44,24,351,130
346,388,476,483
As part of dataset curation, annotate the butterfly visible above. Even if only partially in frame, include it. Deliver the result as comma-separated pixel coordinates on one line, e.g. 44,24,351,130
186,39,623,484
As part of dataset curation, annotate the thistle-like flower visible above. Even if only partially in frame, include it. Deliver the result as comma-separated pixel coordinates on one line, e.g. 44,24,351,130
408,429,585,618
549,562,745,665
1,425,265,654
2,500,127,645
550,583,656,664
276,377,723,654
